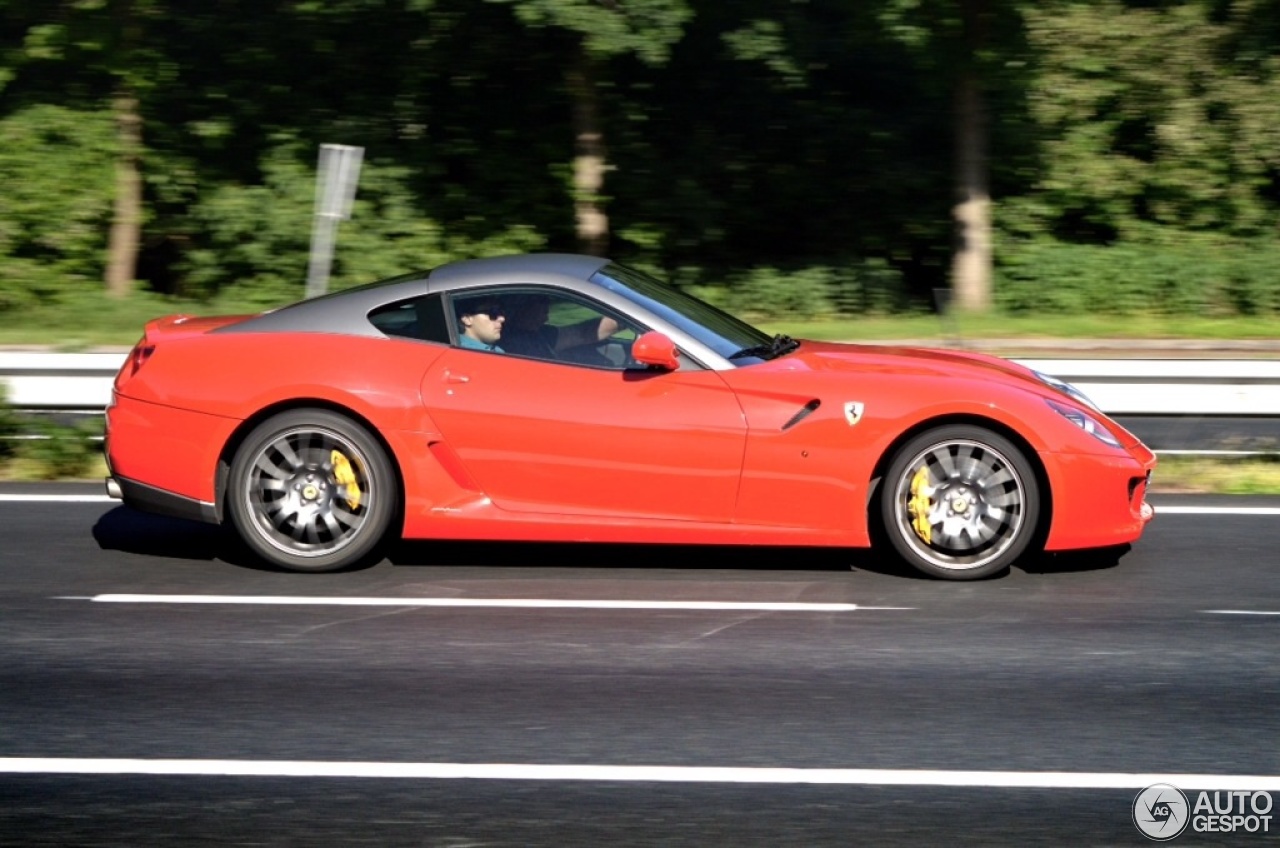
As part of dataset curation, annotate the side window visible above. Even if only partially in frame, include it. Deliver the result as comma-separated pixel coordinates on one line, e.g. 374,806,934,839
500,289,639,369
368,294,450,344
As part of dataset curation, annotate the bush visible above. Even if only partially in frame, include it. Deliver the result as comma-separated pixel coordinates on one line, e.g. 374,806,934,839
0,105,116,313
730,266,838,319
14,420,101,480
0,385,21,460
712,260,912,320
0,386,99,479
829,258,911,315
994,237,1280,316
178,138,547,303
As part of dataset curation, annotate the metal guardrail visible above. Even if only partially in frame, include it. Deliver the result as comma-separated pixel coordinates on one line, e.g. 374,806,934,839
1,351,1278,452
1014,359,1280,416
2,353,125,411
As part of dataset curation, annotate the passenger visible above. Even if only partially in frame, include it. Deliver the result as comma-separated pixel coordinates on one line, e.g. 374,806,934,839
455,300,506,352
502,294,618,363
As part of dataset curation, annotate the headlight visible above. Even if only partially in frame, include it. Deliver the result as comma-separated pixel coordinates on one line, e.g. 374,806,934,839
1045,398,1122,448
1034,370,1100,410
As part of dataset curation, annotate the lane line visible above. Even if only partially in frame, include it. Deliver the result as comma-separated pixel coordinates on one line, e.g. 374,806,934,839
0,759,1277,789
1154,506,1280,516
77,594,906,612
0,494,114,503
1203,610,1280,616
1157,449,1273,456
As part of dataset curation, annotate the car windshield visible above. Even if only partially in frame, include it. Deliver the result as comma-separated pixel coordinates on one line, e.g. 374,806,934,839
591,263,784,363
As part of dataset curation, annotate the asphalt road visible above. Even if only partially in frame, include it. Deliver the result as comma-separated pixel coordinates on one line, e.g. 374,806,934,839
2,485,1278,846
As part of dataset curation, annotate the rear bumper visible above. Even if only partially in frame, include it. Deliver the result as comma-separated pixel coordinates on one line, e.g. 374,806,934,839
1042,446,1157,551
105,391,236,506
106,474,219,525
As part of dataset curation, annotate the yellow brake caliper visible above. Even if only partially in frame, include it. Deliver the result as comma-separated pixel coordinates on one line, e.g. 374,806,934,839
330,450,362,510
907,465,933,544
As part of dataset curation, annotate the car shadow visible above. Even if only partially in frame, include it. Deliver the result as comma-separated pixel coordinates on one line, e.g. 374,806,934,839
93,505,1131,580
1018,544,1131,575
385,538,924,578
91,506,276,572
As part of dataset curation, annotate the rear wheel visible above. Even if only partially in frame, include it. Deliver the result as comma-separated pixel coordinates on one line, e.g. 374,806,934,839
227,410,396,572
880,425,1040,580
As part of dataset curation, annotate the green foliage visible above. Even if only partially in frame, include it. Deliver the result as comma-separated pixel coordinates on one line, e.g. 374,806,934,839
1,0,1280,324
0,385,20,460
703,259,912,320
829,259,913,315
14,420,101,480
489,0,692,62
174,141,314,304
176,138,548,305
995,236,1280,316
1153,454,1280,496
1020,1,1280,242
0,386,98,478
0,105,115,310
730,266,838,319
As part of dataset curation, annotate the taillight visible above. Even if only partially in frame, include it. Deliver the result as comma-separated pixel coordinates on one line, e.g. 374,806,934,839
128,341,155,376
116,339,156,392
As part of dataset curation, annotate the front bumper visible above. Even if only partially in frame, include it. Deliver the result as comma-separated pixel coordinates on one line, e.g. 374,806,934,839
1042,446,1157,551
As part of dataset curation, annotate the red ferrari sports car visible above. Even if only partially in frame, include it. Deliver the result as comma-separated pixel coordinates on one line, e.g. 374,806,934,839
104,253,1155,580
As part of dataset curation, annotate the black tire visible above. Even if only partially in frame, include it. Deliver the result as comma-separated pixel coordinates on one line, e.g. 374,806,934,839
227,410,396,572
879,425,1041,580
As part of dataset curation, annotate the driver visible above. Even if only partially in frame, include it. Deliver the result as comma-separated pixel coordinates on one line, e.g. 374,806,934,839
501,293,618,362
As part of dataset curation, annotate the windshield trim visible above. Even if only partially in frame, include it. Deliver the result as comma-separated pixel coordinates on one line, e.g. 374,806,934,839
590,264,775,365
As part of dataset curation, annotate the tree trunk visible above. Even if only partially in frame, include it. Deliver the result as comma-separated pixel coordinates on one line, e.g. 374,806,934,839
566,49,609,257
951,0,992,313
105,85,142,298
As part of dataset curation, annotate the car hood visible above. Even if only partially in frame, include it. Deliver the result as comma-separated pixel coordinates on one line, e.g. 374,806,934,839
786,340,1047,388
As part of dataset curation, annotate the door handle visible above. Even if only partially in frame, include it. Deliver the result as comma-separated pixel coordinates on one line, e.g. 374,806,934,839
444,370,470,384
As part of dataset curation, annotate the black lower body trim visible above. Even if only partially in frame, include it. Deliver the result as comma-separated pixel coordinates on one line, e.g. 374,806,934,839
108,475,219,525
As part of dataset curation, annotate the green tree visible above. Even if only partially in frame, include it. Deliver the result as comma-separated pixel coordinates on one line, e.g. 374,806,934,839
485,0,692,256
1011,0,1280,242
0,105,115,309
11,0,170,297
878,0,1034,313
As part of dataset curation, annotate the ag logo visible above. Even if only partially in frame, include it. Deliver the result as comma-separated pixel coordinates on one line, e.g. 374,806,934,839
843,401,864,426
1133,783,1190,841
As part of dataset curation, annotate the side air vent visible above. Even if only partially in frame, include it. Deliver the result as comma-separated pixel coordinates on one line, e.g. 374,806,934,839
781,399,821,431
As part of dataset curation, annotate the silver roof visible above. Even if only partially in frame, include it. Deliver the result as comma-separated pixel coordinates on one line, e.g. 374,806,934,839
219,253,613,337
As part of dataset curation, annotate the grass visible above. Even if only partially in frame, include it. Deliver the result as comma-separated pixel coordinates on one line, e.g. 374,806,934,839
763,312,1280,346
1149,454,1280,495
0,451,108,482
0,289,266,349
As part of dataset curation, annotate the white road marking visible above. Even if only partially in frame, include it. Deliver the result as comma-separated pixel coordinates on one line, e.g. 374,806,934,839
1203,610,1280,616
77,594,907,612
1155,506,1280,516
0,494,114,503
1157,449,1268,456
0,758,1276,789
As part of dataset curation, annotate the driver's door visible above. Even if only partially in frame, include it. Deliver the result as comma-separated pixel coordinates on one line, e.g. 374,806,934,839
422,348,746,522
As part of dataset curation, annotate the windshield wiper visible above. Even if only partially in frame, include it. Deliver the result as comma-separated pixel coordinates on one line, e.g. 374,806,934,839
728,333,800,361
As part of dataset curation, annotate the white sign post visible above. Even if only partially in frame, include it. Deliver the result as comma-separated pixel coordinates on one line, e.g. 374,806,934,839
305,143,364,299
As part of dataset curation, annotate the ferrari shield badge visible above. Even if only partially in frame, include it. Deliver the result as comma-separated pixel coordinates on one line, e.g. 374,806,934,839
843,401,864,426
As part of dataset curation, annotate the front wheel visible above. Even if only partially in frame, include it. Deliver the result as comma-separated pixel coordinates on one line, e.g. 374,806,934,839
227,410,397,572
880,425,1041,580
